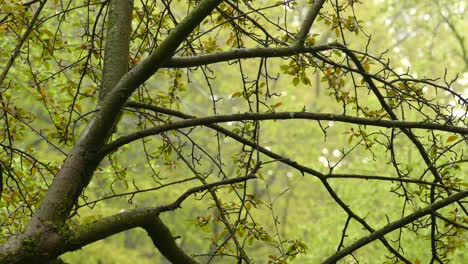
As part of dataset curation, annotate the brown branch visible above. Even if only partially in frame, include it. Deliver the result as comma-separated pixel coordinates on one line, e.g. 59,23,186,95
143,217,199,264
294,0,327,46
66,174,257,252
322,190,468,264
320,178,412,263
324,174,461,191
103,110,468,155
125,101,324,178
163,45,330,68
99,0,133,100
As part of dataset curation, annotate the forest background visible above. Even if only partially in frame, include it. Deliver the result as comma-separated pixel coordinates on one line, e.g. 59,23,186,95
0,0,467,263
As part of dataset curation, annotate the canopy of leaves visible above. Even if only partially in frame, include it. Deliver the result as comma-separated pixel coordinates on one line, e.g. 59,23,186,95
0,0,466,263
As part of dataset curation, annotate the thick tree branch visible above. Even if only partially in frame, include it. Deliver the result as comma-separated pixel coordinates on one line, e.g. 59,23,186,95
143,217,199,264
66,175,257,253
164,44,467,112
99,0,134,100
0,1,223,263
322,190,468,264
294,0,327,46
163,45,330,68
103,110,468,155
80,0,223,149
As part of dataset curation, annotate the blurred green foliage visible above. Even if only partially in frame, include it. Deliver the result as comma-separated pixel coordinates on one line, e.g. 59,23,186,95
0,0,466,263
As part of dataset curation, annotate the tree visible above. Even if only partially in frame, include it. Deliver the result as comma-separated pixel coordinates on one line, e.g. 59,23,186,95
0,0,466,263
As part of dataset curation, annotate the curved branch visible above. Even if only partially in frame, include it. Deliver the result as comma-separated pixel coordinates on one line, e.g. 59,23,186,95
124,103,466,194
320,178,412,263
66,174,257,252
295,0,327,46
324,174,461,191
76,177,198,210
103,110,468,155
322,190,468,264
163,45,331,68
143,217,199,264
125,101,324,178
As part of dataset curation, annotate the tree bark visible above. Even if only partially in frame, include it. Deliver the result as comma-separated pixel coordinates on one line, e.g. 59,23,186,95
0,0,222,263
143,217,199,264
100,0,134,100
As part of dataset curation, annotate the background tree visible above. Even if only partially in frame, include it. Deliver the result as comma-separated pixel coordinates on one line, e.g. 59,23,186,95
0,0,466,263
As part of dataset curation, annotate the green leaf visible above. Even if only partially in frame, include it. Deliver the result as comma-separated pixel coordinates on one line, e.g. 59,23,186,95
270,102,282,110
280,65,289,72
446,135,458,143
293,77,300,86
231,91,242,98
429,146,438,158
